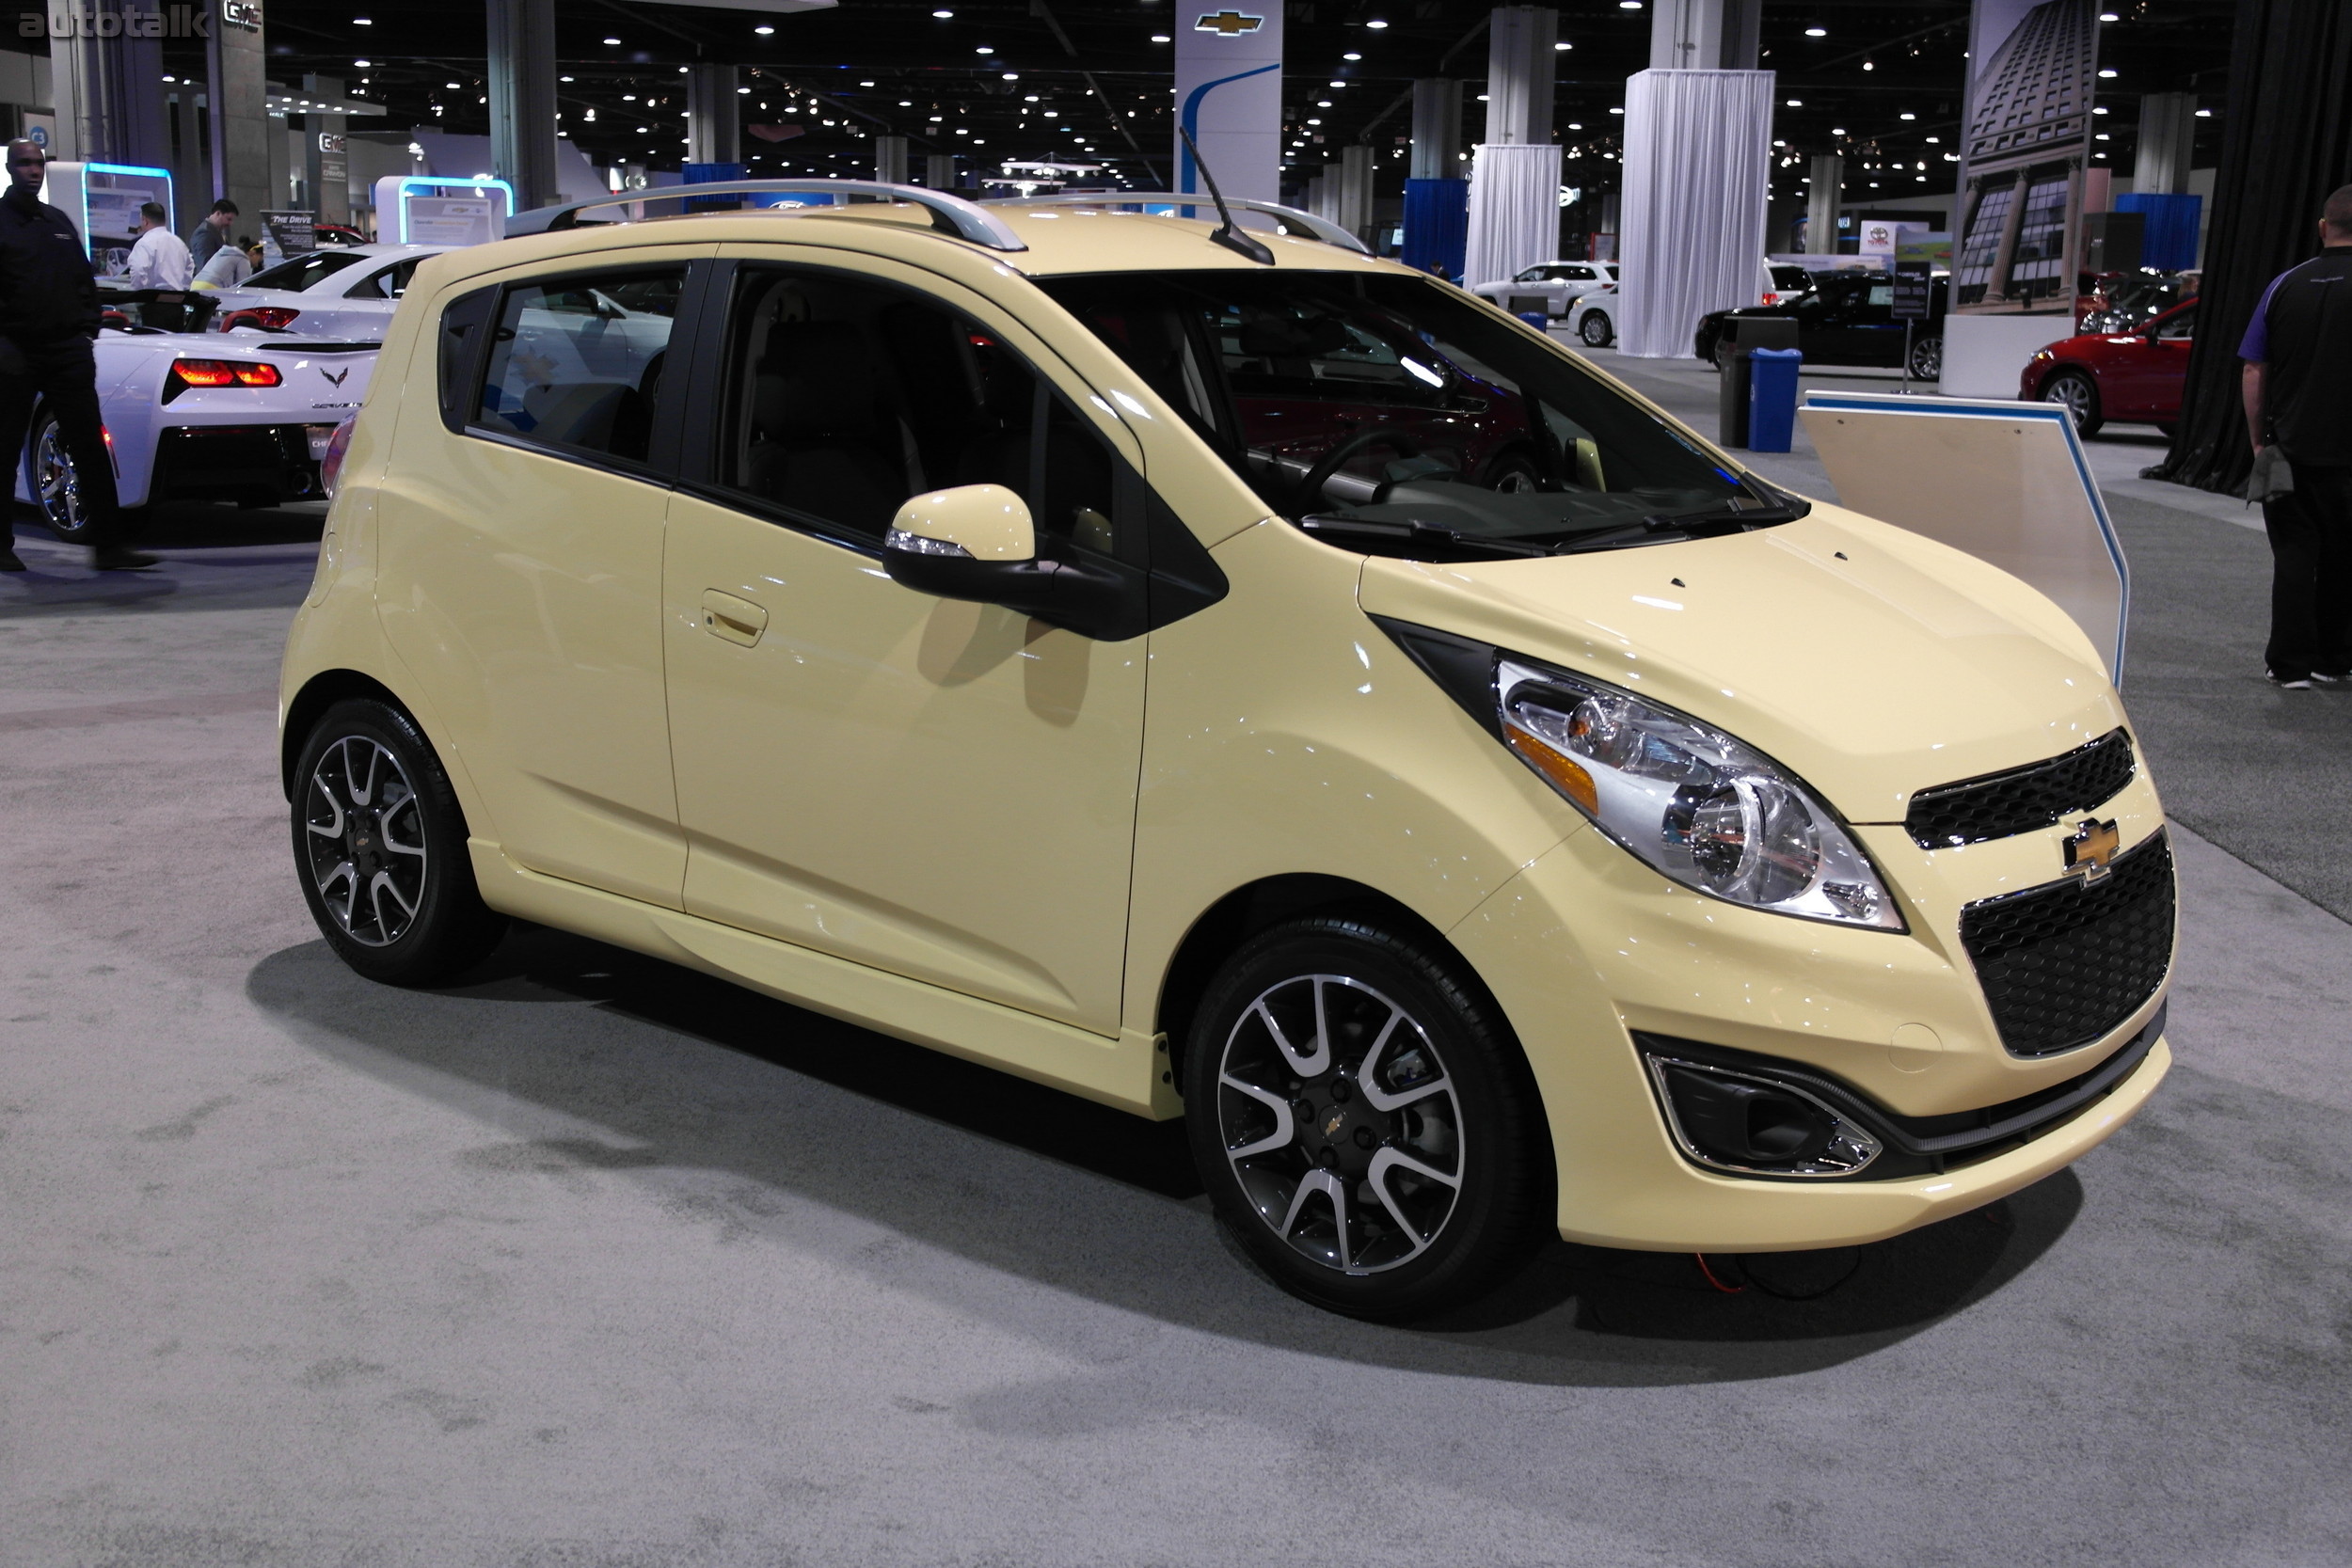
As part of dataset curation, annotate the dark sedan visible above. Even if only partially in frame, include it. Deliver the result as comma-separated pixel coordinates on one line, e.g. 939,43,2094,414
1694,272,1948,379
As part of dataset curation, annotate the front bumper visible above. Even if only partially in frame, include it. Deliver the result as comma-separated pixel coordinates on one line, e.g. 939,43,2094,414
1448,788,2173,1252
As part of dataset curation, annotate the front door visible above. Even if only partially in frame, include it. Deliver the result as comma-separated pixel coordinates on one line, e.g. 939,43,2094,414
660,255,1148,1033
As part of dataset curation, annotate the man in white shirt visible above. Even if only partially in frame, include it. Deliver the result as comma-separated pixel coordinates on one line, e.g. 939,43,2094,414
123,202,193,291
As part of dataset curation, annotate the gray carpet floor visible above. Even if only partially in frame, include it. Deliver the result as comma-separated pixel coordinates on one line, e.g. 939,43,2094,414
2,431,2347,1566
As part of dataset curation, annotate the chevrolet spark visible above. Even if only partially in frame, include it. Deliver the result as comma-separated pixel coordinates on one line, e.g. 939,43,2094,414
281,190,2172,1320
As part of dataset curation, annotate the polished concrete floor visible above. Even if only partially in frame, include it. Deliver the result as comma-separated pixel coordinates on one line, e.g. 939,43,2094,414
4,404,2349,1566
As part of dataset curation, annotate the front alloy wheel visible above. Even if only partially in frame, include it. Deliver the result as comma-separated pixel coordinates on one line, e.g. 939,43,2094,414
1579,311,1614,347
1216,974,1466,1275
1185,918,1549,1320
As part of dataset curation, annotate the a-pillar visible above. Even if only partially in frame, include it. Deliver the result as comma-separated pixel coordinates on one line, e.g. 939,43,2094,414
1336,144,1375,238
50,1,168,174
924,153,956,190
1806,152,1841,252
1404,78,1468,277
1649,0,1760,71
1464,7,1562,289
686,64,741,168
486,0,560,213
2133,92,2196,195
875,135,908,184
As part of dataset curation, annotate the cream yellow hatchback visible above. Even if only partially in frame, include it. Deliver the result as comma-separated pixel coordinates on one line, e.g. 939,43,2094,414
281,185,2173,1320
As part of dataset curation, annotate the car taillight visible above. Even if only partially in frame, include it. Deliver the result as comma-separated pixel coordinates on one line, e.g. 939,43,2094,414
320,417,357,499
170,358,283,388
219,307,300,332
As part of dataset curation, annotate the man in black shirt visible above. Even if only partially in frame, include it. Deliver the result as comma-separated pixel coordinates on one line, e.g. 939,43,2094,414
2240,184,2352,687
0,139,151,572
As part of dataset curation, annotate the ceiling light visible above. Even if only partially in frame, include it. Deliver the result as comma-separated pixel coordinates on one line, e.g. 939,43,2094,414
2195,107,2213,118
1343,51,1361,60
1565,121,1582,130
1804,26,1826,37
1554,40,1571,50
933,6,952,13
1610,106,1624,114
975,45,993,54
353,14,370,22
354,57,369,66
2098,10,2119,19
1785,99,1802,107
1366,18,1388,27
1150,33,1169,42
755,24,772,33
2097,68,2117,77
1899,112,1915,120
445,81,460,88
1003,71,1018,80
603,36,620,45
738,86,750,94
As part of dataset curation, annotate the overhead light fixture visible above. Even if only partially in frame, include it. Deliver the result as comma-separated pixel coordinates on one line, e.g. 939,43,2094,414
1785,99,1802,106
755,24,772,34
975,45,993,54
1343,51,1361,60
1899,111,1915,120
2195,107,2213,118
603,36,620,45
2097,68,2117,77
1366,18,1388,27
354,57,369,66
1804,26,1826,37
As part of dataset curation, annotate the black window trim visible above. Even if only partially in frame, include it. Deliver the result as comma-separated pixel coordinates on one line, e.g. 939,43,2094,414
446,255,714,487
667,254,1224,639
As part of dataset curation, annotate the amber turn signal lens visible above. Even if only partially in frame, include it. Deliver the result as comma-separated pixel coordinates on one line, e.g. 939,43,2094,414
1505,726,1598,815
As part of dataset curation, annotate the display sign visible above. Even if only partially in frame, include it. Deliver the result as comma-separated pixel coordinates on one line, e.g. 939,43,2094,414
260,209,314,263
38,161,173,274
1800,392,2129,680
1891,268,1933,321
1953,0,2100,314
369,175,514,246
1174,4,1283,209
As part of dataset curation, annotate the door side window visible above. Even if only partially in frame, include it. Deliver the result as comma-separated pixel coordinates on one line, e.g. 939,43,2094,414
343,256,429,300
713,266,1119,549
246,251,365,293
2154,306,2195,341
471,264,686,465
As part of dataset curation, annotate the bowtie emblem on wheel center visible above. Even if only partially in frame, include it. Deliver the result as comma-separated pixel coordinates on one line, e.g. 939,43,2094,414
2063,816,2121,883
1323,1109,1346,1139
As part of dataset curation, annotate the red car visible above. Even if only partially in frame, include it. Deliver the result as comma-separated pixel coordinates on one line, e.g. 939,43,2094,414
2019,297,2196,436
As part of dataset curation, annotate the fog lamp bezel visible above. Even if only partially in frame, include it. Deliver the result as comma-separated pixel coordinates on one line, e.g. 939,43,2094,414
1643,1053,1884,1180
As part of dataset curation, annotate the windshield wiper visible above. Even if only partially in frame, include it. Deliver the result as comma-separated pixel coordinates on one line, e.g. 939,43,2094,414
1295,515,1553,560
1545,502,1805,556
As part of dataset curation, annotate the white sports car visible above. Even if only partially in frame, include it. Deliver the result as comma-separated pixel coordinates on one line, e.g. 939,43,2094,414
14,325,376,539
203,243,451,339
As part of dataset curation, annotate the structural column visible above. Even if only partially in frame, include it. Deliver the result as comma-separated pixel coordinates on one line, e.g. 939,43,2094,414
874,134,908,184
1403,77,1469,277
1649,0,1760,71
205,0,269,228
50,1,168,169
302,75,348,225
2133,92,2196,195
1806,152,1841,252
924,152,956,190
1463,7,1562,289
487,0,560,212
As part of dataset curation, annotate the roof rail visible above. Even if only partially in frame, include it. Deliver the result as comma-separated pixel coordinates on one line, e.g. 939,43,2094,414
504,180,1028,252
982,192,1371,255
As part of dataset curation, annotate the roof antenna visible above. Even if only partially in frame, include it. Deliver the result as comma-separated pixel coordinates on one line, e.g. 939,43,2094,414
1179,125,1275,265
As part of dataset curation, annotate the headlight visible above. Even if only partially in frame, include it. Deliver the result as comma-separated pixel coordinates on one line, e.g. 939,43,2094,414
1495,657,1903,930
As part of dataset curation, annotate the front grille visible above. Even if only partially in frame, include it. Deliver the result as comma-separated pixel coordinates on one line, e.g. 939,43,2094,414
1960,831,2175,1056
1905,728,2137,848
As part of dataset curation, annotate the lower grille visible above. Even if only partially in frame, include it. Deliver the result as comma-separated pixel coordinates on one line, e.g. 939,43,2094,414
1960,831,2175,1056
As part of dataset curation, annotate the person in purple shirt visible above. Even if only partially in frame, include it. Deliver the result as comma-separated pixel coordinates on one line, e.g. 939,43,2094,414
2240,184,2352,688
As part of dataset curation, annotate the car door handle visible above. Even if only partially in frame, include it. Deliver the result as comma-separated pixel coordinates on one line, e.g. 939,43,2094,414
700,589,768,648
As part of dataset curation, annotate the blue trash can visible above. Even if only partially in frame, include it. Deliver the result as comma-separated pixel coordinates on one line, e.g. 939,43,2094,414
1518,310,1549,331
1747,348,1804,453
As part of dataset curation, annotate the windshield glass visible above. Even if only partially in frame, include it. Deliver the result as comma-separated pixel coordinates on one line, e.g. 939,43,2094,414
1036,270,1771,553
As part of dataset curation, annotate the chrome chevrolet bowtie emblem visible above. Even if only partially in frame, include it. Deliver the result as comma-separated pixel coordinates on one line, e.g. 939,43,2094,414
1195,8,1264,35
1323,1110,1345,1138
2063,817,2121,883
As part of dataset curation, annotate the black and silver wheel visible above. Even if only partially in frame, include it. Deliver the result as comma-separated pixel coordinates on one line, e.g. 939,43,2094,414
1578,310,1614,347
1907,334,1945,382
2039,369,2103,436
1479,449,1544,494
293,698,505,986
1184,918,1549,1320
29,407,96,543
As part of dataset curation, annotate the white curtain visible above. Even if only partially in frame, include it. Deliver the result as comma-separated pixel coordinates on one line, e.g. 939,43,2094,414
1617,70,1774,357
1463,142,1563,291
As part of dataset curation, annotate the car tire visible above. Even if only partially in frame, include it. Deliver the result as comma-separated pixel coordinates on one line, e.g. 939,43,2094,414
2039,369,2104,436
292,698,507,987
1478,448,1544,493
1908,334,1945,382
1578,311,1613,348
1182,916,1552,1322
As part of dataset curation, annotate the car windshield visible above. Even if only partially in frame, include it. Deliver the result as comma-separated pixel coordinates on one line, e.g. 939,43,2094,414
1036,270,1771,556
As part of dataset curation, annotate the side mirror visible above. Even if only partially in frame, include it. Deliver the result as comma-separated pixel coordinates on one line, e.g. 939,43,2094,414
882,483,1131,639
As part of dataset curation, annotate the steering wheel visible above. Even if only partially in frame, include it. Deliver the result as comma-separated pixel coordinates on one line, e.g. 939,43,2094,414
1292,427,1425,514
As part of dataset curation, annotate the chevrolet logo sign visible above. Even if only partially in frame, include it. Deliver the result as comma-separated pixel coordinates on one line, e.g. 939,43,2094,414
1194,9,1265,35
2063,817,2122,884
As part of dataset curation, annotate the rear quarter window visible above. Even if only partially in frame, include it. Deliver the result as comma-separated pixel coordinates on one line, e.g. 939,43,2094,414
437,285,498,434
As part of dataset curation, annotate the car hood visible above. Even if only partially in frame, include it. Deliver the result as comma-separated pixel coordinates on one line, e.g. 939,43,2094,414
1356,504,2126,823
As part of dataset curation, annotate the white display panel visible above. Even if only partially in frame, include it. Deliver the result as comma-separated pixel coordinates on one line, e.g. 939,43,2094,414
1799,392,2129,682
39,162,174,275
370,176,514,246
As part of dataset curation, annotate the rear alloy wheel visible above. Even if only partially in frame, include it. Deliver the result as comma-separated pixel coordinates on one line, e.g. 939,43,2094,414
293,698,506,986
29,407,96,544
1184,918,1549,1321
2039,369,2104,436
1579,311,1614,347
1907,334,1945,382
